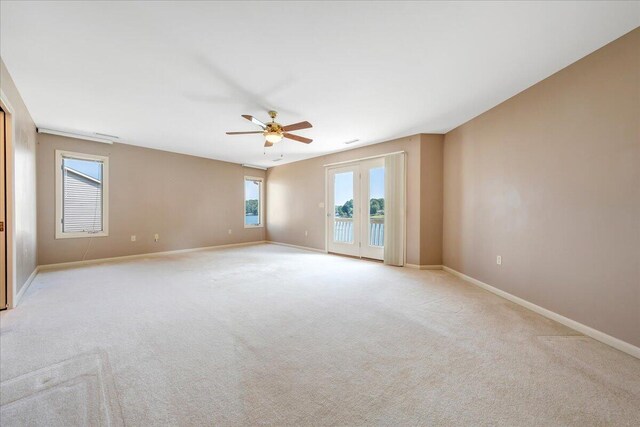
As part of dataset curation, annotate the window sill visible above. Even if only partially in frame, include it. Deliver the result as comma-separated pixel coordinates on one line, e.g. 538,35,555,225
244,225,264,229
55,231,109,239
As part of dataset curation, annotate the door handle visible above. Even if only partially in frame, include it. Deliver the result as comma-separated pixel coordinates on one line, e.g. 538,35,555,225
0,221,3,232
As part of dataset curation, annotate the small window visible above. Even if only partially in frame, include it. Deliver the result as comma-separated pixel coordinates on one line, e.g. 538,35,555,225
244,177,263,228
55,150,109,239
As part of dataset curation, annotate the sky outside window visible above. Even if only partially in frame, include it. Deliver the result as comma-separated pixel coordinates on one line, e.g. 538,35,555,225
335,168,384,205
64,158,102,180
245,179,260,200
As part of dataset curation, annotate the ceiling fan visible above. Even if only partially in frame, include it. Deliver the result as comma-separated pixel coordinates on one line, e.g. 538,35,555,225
226,110,312,147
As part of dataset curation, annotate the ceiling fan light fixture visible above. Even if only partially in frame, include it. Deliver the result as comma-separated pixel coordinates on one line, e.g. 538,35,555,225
265,131,283,143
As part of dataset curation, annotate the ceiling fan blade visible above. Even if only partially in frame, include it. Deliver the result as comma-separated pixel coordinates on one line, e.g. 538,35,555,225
264,141,274,148
242,115,267,129
226,131,264,135
282,121,313,132
283,133,312,144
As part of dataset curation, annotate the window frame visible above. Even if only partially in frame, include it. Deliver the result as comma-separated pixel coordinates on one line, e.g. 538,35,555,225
55,150,110,239
243,176,264,229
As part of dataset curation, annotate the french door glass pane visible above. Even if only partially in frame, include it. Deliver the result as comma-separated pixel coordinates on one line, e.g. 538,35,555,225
369,167,384,247
333,171,354,243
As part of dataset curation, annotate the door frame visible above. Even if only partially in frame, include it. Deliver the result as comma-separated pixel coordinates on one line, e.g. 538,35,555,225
0,90,16,309
322,154,400,259
326,164,361,257
323,151,406,262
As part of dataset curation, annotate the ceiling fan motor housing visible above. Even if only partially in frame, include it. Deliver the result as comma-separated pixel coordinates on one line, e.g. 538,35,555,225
265,111,284,143
265,122,282,133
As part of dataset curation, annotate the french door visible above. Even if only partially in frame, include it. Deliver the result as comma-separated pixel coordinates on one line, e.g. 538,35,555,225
1,108,5,309
326,158,385,260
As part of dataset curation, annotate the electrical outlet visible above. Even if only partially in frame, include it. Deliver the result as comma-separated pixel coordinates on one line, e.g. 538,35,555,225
154,234,159,242
130,235,136,242
228,229,232,235
318,202,324,208
305,230,308,237
497,255,502,265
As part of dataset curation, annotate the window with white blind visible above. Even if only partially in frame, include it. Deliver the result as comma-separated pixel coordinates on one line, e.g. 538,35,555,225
55,150,109,239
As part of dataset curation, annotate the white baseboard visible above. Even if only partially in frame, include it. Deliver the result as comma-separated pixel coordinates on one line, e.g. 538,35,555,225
405,264,443,270
13,267,39,307
37,240,267,272
266,241,327,253
442,266,640,360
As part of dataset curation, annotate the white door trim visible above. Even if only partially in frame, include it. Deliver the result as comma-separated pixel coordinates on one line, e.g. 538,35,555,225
0,89,16,309
326,159,385,261
326,165,360,257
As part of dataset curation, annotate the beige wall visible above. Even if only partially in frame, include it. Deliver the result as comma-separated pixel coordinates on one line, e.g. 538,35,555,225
1,58,38,301
419,134,444,266
37,134,265,265
266,134,444,266
443,29,640,346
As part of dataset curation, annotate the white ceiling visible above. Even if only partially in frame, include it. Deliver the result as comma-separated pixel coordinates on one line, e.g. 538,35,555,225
1,1,638,167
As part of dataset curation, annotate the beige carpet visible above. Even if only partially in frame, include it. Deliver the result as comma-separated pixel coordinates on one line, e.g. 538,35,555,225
1,243,638,426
